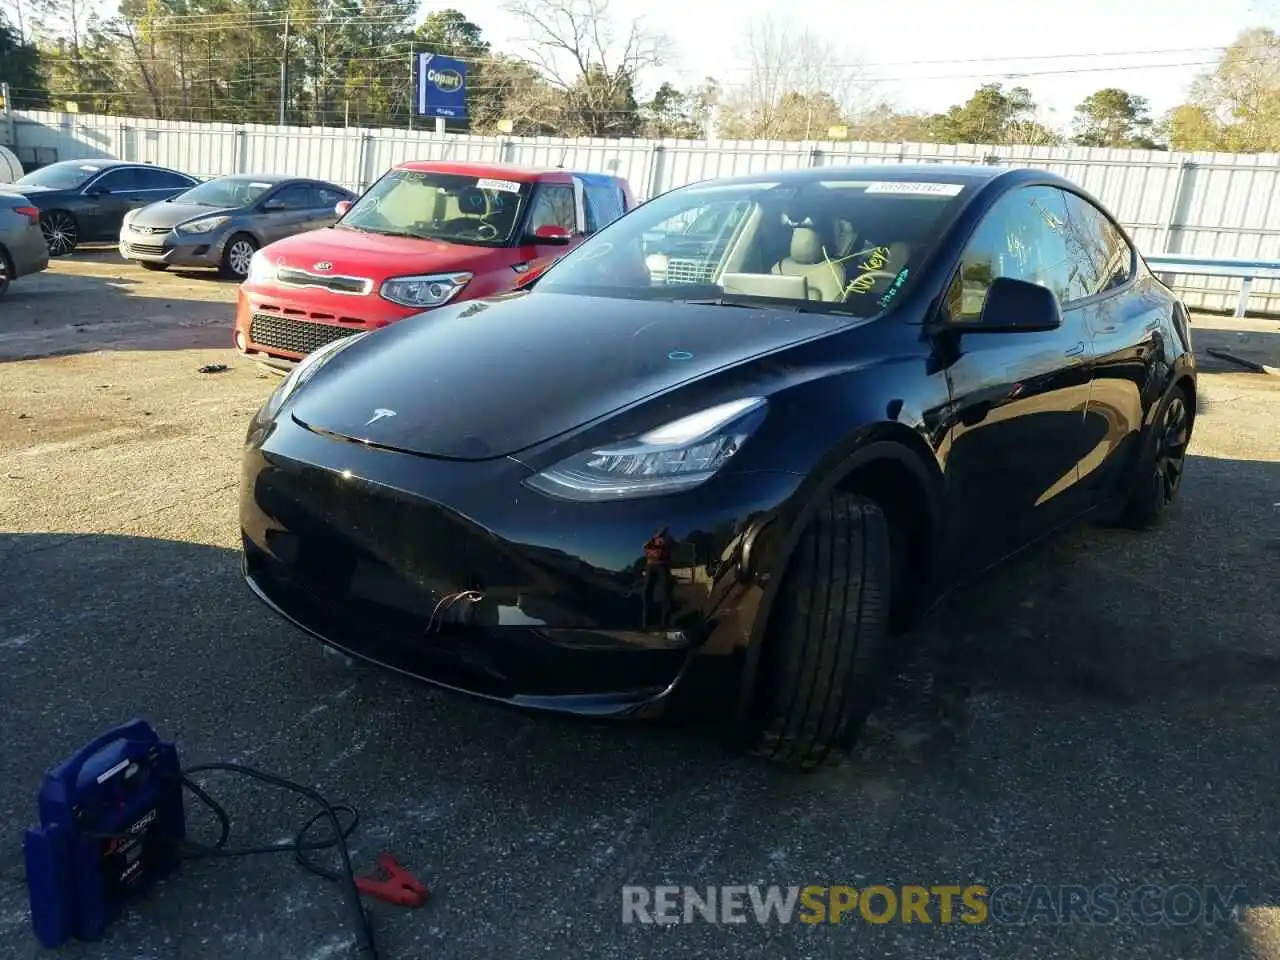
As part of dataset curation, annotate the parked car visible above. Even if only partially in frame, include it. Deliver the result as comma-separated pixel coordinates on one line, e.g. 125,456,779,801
0,192,50,298
232,160,634,368
3,159,200,256
237,163,1197,768
119,173,356,278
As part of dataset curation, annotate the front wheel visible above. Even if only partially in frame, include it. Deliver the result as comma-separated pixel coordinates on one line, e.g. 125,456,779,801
220,234,257,279
747,493,893,768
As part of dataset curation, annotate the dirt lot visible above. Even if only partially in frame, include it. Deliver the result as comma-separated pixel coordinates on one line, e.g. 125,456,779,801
1,252,1279,960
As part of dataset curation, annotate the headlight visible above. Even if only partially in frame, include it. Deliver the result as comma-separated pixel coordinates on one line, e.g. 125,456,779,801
246,248,274,285
122,209,138,226
182,215,230,234
523,397,767,502
260,332,369,421
380,272,471,308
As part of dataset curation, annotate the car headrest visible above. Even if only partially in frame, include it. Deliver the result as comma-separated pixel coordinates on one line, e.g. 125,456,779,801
789,226,823,265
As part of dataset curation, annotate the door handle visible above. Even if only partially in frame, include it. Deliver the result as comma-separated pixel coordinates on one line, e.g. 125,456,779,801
1063,341,1086,358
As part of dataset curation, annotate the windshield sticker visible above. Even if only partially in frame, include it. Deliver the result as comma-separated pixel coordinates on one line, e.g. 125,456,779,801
477,177,522,194
863,181,963,197
878,268,910,308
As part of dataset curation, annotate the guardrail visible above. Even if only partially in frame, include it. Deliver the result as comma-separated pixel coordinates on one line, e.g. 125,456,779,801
1144,254,1280,319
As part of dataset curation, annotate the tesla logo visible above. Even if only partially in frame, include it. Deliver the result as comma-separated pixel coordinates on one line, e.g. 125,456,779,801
365,408,396,426
313,261,333,272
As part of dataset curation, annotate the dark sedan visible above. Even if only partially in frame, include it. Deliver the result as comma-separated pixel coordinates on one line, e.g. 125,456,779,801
238,163,1197,769
3,159,199,256
119,174,356,278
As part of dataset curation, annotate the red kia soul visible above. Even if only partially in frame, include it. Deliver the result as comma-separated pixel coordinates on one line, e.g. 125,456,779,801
233,160,635,367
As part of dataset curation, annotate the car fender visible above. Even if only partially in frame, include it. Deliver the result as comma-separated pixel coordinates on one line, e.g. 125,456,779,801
732,428,946,727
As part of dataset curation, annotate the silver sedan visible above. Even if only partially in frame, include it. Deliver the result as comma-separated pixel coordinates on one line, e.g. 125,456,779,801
118,173,356,279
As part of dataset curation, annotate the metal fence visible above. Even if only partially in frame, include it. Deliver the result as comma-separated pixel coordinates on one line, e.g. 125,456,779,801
7,107,1280,314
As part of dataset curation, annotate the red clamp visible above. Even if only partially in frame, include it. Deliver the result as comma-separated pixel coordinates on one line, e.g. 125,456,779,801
354,852,429,907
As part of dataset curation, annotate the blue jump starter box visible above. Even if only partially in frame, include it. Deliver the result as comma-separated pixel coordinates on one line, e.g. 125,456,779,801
23,719,186,948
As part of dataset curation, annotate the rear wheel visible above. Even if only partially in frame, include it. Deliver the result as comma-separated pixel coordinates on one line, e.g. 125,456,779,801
1118,383,1193,529
40,211,78,256
748,493,893,768
0,247,11,299
220,233,257,279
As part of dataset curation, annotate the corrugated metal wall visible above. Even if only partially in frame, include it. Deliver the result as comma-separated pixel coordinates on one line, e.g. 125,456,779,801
11,109,1280,314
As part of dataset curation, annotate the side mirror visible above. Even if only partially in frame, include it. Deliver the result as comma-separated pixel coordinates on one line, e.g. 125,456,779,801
530,224,571,245
334,200,352,217
975,276,1063,332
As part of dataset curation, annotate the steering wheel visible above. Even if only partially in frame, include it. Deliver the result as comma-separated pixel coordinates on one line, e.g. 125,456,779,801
474,222,499,240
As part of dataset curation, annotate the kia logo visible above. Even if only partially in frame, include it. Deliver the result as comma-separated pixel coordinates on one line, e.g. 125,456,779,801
313,261,333,272
428,68,463,93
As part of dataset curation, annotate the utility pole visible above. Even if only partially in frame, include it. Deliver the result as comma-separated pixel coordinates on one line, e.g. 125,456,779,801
278,12,290,126
408,50,414,131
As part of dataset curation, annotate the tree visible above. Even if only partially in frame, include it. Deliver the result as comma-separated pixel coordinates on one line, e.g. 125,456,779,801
715,14,874,140
926,83,1051,145
1072,88,1156,148
0,13,46,105
500,0,664,137
1174,26,1280,152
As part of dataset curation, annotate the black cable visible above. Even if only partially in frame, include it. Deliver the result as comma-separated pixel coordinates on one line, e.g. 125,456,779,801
86,762,380,959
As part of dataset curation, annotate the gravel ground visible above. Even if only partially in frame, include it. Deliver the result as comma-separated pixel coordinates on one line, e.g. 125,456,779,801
1,253,1279,960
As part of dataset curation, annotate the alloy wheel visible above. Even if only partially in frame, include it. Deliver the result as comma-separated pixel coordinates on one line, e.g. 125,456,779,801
1153,392,1190,506
41,212,77,256
227,239,255,277
0,255,9,298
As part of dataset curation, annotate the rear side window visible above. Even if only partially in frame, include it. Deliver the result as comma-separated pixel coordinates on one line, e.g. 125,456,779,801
1059,191,1134,296
138,168,196,189
582,180,627,234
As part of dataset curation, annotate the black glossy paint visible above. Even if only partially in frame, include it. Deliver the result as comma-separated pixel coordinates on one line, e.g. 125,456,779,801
238,163,1197,723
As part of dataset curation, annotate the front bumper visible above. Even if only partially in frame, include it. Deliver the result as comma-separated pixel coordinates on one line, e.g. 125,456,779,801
239,410,798,719
119,230,226,267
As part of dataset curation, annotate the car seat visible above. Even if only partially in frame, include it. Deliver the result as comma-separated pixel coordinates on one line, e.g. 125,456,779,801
771,224,846,301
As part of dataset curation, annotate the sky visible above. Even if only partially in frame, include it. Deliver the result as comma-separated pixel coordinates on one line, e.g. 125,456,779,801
457,0,1277,131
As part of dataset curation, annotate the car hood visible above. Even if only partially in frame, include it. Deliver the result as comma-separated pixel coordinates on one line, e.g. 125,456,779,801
288,292,846,461
131,201,239,229
260,227,517,282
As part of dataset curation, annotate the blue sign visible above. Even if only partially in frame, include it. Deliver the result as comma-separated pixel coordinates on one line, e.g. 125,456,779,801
415,53,467,119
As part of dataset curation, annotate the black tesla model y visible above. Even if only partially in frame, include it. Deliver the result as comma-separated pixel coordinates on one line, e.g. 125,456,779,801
239,163,1197,768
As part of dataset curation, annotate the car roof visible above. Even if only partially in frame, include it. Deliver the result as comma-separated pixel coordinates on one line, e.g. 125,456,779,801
678,162,1049,191
394,160,616,183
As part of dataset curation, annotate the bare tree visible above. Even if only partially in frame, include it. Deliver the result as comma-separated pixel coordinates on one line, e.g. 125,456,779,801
717,13,877,140
500,0,667,136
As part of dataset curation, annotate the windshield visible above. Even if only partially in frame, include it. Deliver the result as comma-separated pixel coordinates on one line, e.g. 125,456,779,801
174,177,275,207
337,168,529,246
535,177,971,313
16,162,105,191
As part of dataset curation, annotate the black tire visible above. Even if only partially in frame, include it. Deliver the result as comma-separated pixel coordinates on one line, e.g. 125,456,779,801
0,246,11,299
220,233,257,279
748,493,893,768
40,211,78,256
139,261,169,272
1118,382,1193,529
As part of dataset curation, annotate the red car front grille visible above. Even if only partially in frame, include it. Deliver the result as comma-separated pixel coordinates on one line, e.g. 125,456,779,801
249,313,362,356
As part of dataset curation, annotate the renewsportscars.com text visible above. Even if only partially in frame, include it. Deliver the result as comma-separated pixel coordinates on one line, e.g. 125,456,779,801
622,884,1249,926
